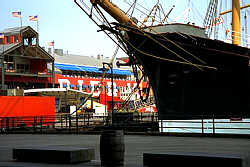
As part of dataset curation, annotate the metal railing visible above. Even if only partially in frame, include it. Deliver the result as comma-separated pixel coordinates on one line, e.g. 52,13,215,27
0,112,158,134
1,113,249,136
159,115,250,136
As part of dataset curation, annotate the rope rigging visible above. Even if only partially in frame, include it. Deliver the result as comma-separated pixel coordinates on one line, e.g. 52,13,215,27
74,0,250,113
76,0,219,80
203,0,219,37
76,0,224,70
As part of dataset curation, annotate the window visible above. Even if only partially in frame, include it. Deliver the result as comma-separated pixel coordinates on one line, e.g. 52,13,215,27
6,36,10,43
25,64,29,71
14,35,18,43
17,64,24,73
23,37,37,46
17,64,30,73
24,39,28,45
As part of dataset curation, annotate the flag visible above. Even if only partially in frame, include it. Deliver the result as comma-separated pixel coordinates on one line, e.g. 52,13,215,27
225,28,230,35
29,15,38,21
48,41,54,46
215,16,224,24
0,33,4,39
12,11,21,18
212,15,224,26
205,16,224,29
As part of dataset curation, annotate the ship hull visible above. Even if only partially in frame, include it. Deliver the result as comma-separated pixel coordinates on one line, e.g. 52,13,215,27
124,25,250,120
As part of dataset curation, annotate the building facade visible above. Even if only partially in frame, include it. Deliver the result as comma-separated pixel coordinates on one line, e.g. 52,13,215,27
0,26,155,113
0,26,54,90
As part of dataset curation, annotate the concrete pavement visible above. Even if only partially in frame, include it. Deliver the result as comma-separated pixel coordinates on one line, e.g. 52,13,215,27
0,134,250,167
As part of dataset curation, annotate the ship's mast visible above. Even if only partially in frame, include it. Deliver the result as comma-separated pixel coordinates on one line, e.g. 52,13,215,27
232,0,241,45
92,0,247,46
90,0,137,27
220,1,250,46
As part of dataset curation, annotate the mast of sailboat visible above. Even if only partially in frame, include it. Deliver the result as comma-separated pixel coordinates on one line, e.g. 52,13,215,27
220,3,250,15
232,0,241,45
90,0,137,27
220,1,250,46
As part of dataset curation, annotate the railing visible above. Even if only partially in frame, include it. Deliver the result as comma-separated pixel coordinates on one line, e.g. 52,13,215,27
1,113,250,136
4,70,51,77
159,115,250,136
0,112,158,134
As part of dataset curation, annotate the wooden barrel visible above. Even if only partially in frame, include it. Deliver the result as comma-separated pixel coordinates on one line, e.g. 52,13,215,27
100,130,125,166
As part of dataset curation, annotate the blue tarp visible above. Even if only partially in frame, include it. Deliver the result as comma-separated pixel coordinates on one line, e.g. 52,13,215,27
55,63,133,76
78,65,101,73
112,69,134,75
55,63,83,71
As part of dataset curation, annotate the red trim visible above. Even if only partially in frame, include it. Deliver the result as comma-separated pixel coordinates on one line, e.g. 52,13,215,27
3,36,7,44
10,35,15,43
17,34,21,42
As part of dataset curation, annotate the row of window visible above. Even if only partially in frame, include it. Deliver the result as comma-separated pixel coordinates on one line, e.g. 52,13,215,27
0,35,19,44
2,63,30,73
61,74,131,81
63,84,135,92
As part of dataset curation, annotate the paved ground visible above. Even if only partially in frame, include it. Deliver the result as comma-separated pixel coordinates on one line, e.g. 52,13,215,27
0,134,250,167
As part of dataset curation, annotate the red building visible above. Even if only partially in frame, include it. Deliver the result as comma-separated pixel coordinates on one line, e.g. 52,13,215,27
0,26,155,113
0,26,54,90
50,53,152,112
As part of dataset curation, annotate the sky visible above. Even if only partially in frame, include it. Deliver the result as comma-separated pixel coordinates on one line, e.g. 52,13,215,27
1,0,117,58
1,0,249,58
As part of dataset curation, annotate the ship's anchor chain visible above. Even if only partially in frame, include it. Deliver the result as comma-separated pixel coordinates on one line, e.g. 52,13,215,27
130,54,150,103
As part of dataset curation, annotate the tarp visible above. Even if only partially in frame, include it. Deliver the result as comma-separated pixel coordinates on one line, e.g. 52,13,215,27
0,96,55,117
0,96,55,128
55,63,83,71
55,63,133,75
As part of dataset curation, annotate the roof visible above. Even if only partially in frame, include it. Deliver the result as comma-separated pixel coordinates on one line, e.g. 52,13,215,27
24,88,91,95
0,26,37,37
0,43,20,54
54,63,133,76
23,88,92,100
0,43,54,61
54,53,133,75
1,26,28,34
54,53,130,69
0,26,53,61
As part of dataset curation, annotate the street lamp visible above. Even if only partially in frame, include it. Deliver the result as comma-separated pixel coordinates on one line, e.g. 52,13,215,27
99,62,114,126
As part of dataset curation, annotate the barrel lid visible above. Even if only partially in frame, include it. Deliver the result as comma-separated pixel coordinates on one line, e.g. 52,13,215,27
101,130,124,136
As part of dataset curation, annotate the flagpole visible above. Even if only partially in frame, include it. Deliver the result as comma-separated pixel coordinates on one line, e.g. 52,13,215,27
1,45,5,90
37,19,39,43
37,20,39,34
36,19,39,58
53,40,55,57
20,13,22,28
19,12,23,55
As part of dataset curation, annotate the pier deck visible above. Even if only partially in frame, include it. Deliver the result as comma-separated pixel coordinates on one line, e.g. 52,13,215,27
0,134,250,167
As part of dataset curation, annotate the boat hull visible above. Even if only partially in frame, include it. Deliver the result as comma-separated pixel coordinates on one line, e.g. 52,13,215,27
125,28,250,120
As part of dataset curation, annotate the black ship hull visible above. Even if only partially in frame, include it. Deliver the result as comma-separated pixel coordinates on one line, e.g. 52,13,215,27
123,24,250,120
